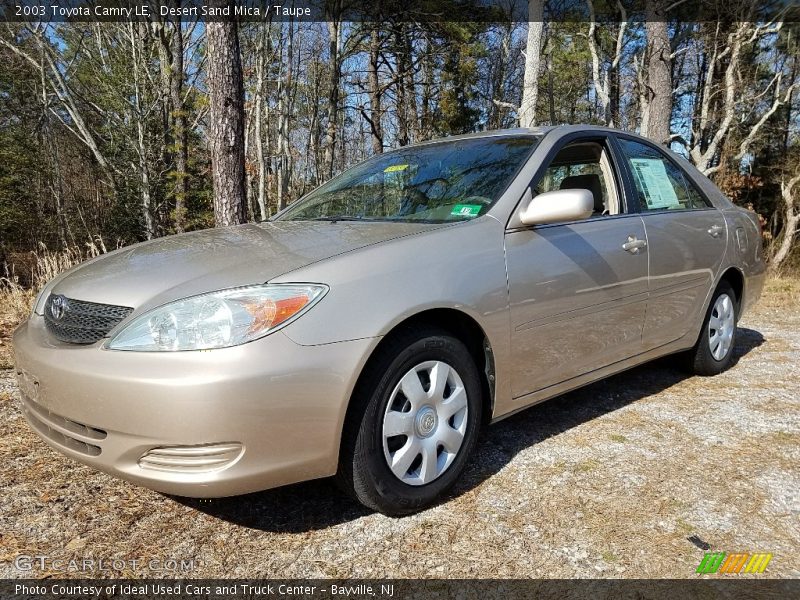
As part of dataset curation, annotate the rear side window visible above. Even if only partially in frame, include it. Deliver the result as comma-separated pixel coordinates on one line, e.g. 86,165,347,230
618,139,711,211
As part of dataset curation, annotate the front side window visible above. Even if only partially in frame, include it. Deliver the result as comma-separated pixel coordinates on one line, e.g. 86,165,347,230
534,140,619,216
618,139,711,211
276,136,539,223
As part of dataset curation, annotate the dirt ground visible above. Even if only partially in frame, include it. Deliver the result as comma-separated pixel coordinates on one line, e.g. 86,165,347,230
1,281,798,579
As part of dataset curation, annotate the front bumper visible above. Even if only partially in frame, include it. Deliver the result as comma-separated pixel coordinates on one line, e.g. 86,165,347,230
12,317,376,497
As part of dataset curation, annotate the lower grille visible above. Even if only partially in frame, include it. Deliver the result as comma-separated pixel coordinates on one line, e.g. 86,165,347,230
20,393,106,457
44,294,133,344
139,443,243,473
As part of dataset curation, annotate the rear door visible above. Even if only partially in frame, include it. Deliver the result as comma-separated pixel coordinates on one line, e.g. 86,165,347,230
505,134,648,400
614,136,727,348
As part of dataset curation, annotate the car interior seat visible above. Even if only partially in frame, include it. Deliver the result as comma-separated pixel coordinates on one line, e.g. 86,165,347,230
559,174,605,215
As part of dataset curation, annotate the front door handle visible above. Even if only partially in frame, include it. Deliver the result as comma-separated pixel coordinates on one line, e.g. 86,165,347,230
622,235,647,254
708,224,724,238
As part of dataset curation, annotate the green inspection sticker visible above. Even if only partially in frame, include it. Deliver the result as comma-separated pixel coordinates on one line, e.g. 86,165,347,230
384,164,409,173
451,204,482,217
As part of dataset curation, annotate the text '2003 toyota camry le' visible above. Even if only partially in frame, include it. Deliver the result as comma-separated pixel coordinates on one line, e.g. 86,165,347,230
13,126,765,515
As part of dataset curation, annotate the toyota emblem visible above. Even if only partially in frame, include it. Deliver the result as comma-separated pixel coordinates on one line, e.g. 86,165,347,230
50,295,67,321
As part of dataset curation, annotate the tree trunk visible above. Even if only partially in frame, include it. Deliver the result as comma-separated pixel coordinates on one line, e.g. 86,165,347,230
130,22,154,239
586,0,610,125
323,15,342,180
403,28,418,143
587,0,628,127
277,21,294,211
420,41,434,139
610,37,621,126
368,28,384,154
771,174,800,270
38,48,70,247
519,1,544,128
170,17,188,232
254,24,268,220
642,0,672,145
155,23,173,171
547,39,556,125
488,23,511,129
395,26,410,146
206,5,247,227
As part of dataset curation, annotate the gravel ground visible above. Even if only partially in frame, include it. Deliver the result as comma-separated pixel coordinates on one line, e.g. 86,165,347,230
1,286,798,579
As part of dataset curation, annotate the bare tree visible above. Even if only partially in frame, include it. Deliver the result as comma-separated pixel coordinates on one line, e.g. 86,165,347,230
206,5,247,226
586,0,628,127
252,23,269,220
772,168,800,269
323,7,343,179
394,23,413,145
129,21,155,238
276,21,295,211
365,27,384,153
0,25,115,184
486,21,516,129
37,50,71,247
170,17,189,232
519,1,544,128
640,0,672,144
685,21,797,176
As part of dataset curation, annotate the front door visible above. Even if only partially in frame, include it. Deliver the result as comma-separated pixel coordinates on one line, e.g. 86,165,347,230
505,137,649,400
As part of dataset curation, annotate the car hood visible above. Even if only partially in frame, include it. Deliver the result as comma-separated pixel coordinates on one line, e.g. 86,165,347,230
48,221,441,311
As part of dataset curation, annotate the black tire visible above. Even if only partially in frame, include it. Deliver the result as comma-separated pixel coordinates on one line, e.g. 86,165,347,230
686,281,738,376
337,327,483,516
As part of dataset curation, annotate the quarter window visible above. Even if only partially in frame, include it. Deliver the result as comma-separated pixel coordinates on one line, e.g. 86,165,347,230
618,139,711,211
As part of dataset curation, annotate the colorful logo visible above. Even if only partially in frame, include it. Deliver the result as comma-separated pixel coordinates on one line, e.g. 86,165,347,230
450,204,481,217
696,552,773,574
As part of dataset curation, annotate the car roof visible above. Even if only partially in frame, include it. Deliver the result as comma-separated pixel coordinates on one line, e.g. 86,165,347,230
408,127,551,147
407,124,655,148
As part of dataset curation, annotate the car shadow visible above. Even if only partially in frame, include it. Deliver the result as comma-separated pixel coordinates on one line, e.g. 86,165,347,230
174,327,764,532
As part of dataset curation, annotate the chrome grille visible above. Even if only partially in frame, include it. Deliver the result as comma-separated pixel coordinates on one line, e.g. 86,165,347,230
43,294,133,344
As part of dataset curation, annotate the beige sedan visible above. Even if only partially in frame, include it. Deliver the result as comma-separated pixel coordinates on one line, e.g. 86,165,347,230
13,126,765,515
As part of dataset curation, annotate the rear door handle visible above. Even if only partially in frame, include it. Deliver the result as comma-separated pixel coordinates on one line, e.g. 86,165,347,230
622,235,647,254
708,224,724,238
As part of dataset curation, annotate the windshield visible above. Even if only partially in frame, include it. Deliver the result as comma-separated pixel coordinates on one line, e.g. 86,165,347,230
276,135,539,223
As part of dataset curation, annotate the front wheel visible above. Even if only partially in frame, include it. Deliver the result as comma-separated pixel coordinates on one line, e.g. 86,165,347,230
338,328,483,516
686,281,738,376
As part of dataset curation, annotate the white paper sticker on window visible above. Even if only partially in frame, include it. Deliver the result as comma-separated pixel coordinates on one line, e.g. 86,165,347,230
629,158,681,210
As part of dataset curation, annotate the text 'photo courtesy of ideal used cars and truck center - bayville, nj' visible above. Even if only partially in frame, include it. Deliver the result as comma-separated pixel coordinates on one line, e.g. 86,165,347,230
1,0,799,599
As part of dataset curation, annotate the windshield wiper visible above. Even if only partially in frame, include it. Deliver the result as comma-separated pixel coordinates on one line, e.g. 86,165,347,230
310,216,367,222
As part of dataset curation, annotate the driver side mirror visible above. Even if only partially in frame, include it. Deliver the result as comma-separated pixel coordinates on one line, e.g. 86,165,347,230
519,188,594,226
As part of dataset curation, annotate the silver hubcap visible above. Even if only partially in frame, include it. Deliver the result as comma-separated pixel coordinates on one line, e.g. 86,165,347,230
382,360,469,486
709,293,735,361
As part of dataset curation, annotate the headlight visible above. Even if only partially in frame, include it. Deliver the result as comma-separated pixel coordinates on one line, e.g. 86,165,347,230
106,284,327,351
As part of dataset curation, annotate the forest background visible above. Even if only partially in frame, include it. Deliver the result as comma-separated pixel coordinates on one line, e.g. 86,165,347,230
2,0,800,284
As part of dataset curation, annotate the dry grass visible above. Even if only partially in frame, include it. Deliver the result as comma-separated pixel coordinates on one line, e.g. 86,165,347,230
0,282,33,369
0,243,104,368
757,274,800,310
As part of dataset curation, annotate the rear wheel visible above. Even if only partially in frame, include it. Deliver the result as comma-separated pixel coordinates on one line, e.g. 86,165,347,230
686,281,738,376
338,327,482,516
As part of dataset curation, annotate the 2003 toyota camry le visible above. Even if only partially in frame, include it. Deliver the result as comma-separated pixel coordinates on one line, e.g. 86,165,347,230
13,125,765,515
